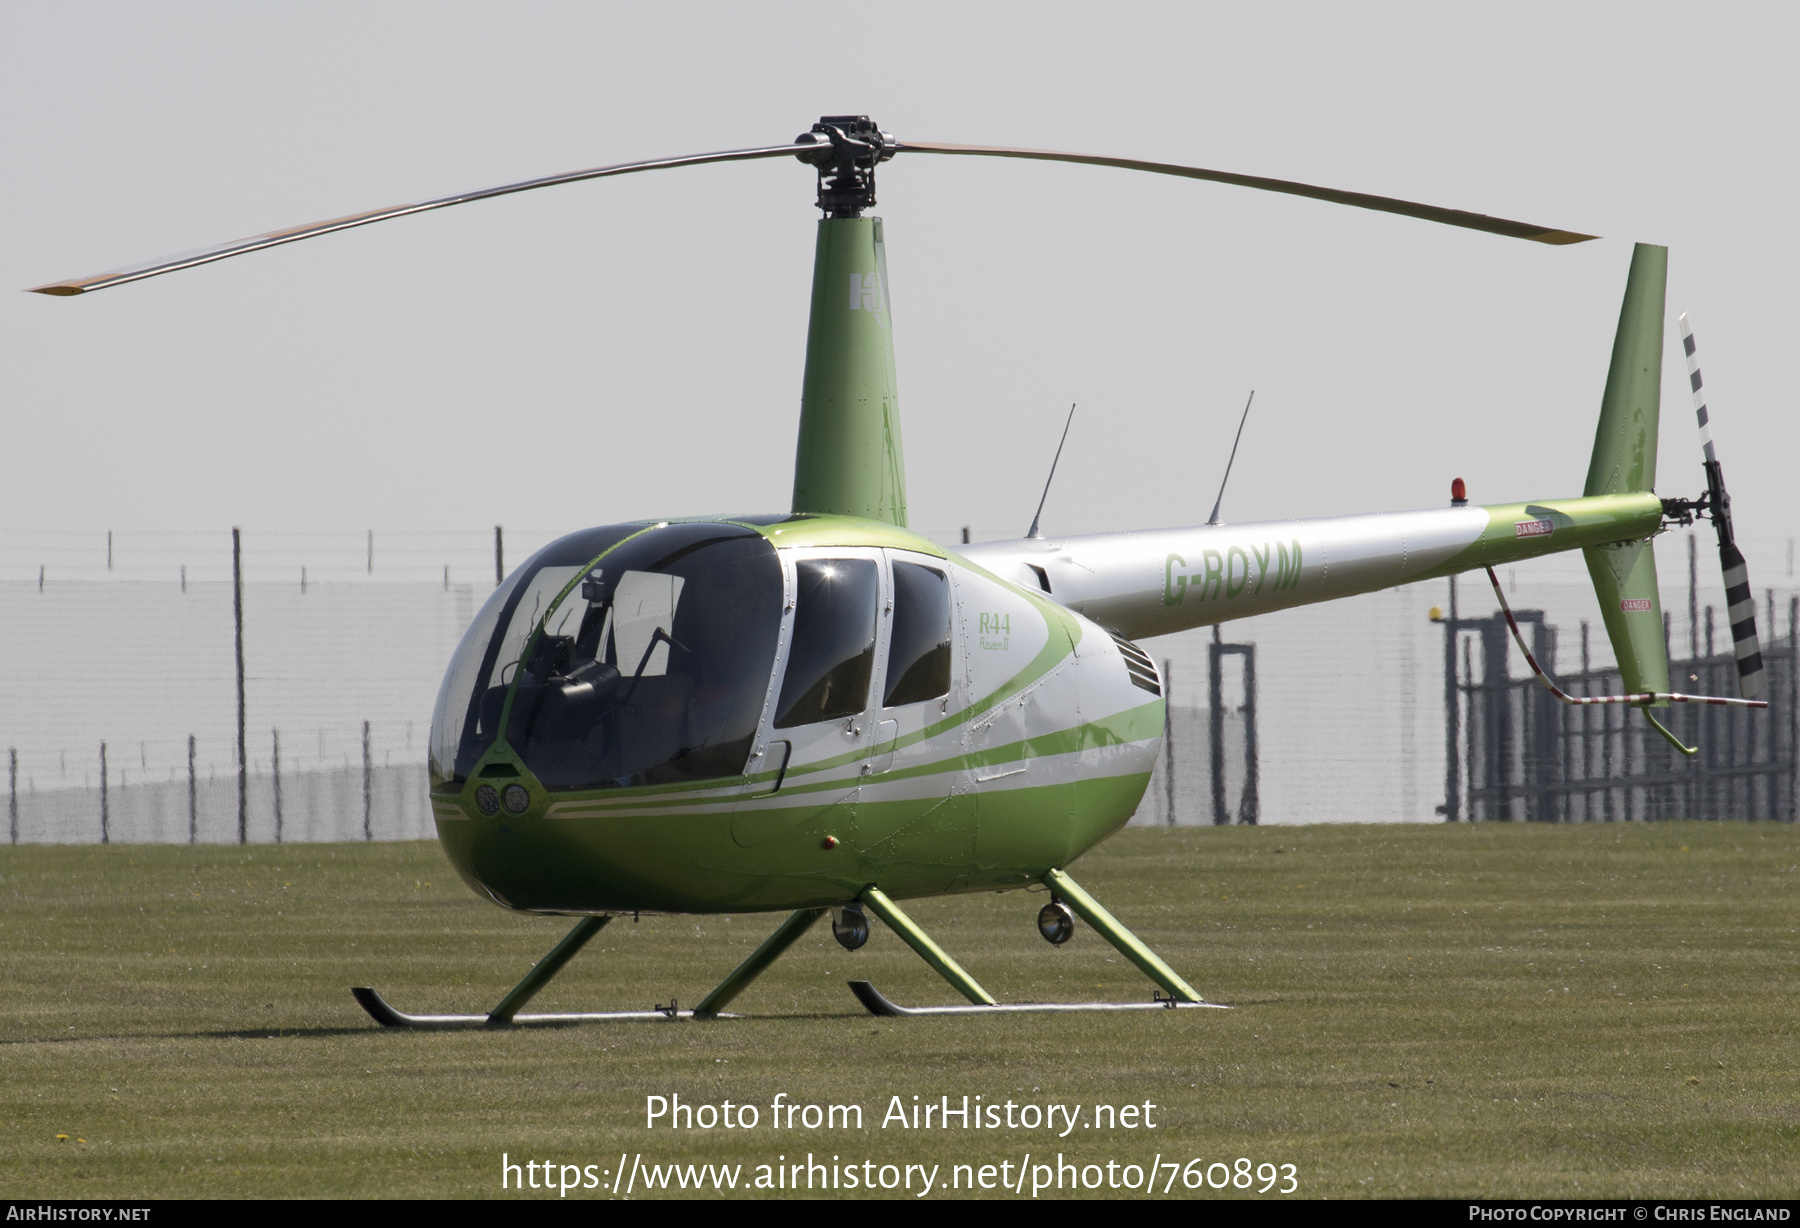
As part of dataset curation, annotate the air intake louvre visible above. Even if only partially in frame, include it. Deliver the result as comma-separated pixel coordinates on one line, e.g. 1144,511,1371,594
1110,632,1162,696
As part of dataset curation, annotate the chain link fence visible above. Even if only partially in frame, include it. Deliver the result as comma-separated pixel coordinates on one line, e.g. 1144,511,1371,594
1,527,563,843
5,526,1796,840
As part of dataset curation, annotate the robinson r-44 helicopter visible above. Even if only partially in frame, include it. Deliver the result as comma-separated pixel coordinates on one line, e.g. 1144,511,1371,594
32,117,1767,1025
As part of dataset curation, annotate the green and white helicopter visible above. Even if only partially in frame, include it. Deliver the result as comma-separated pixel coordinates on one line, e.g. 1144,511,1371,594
32,117,1766,1025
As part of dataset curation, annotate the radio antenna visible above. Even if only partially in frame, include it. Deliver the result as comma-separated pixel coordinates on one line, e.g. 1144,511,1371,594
1027,403,1077,539
1208,390,1256,526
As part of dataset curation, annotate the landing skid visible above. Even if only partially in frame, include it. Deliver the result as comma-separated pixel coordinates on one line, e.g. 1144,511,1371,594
348,908,827,1029
352,869,1213,1029
848,980,1227,1017
351,986,716,1028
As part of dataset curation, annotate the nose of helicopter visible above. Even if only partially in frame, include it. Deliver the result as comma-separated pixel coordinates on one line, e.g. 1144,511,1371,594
432,749,763,916
434,764,633,913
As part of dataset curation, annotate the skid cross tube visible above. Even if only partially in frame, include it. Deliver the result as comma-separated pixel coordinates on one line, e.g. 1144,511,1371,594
1044,868,1204,1003
488,915,610,1023
859,886,996,1005
693,907,827,1019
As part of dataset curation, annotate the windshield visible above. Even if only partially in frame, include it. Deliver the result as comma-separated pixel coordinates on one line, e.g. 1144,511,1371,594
429,525,643,785
430,521,784,791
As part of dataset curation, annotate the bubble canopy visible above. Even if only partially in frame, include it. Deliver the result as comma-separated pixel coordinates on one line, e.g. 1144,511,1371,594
429,522,784,790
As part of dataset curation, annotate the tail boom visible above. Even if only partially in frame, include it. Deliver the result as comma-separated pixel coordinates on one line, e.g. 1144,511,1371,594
959,491,1661,642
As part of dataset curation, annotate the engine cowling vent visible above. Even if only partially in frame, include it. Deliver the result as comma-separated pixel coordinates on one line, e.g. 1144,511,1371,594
1110,632,1162,696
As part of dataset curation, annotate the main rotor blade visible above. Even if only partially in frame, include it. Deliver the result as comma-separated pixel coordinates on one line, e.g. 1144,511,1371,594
894,140,1596,245
28,143,804,296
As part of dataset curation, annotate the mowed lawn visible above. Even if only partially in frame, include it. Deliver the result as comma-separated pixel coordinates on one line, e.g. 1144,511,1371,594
1,823,1795,1199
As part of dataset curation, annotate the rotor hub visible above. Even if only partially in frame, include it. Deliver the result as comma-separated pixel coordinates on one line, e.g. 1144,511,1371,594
794,116,895,218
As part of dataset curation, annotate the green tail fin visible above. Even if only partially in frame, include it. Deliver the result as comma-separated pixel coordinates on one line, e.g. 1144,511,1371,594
1582,242,1670,699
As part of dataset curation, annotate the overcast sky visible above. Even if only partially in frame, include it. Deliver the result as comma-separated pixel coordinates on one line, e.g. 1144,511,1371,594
5,3,1796,576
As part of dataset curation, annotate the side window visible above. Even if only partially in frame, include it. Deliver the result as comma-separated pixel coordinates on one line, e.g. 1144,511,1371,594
884,562,951,706
775,559,879,728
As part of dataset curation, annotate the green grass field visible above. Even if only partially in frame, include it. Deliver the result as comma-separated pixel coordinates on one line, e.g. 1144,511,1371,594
2,823,1796,1200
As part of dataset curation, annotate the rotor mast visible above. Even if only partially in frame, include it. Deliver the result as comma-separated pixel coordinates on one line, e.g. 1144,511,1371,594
790,118,908,527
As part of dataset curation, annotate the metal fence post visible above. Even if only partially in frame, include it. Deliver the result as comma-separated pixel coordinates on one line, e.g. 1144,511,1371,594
1580,622,1592,821
233,527,246,844
187,735,197,844
1240,642,1260,825
494,526,504,586
1209,627,1226,825
1767,591,1779,821
1162,659,1175,825
272,728,283,844
1688,531,1698,660
99,741,109,845
1441,575,1461,822
362,720,373,841
1462,636,1475,820
8,747,16,844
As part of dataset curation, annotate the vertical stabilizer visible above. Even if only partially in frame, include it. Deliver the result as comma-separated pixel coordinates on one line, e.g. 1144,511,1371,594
1583,243,1670,699
792,217,908,525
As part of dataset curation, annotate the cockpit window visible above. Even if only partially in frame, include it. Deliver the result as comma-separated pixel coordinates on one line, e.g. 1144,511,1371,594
500,524,783,790
429,568,525,787
775,558,880,728
884,562,951,706
429,522,783,790
430,524,641,786
610,571,684,678
495,566,585,687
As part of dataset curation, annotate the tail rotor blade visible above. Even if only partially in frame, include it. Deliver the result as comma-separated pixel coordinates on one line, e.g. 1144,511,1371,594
1680,312,1765,699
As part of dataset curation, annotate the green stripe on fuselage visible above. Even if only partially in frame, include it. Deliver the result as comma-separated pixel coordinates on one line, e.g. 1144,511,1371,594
514,700,1165,815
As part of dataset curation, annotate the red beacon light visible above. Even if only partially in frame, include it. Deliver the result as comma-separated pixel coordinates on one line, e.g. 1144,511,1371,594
1451,477,1468,506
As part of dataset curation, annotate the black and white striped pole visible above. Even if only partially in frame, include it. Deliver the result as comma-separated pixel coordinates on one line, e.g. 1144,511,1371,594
1680,313,1765,699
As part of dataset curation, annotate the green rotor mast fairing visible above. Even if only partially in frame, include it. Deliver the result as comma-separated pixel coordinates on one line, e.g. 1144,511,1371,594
792,217,908,526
